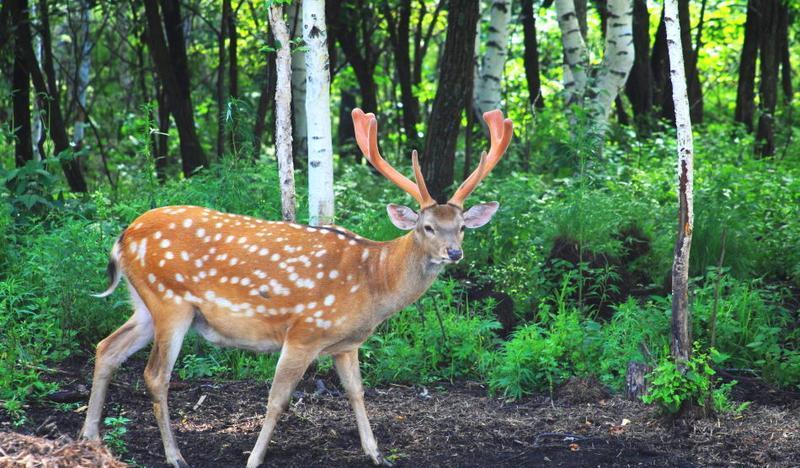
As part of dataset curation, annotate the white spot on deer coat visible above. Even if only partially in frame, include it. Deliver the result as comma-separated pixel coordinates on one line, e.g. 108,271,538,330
183,219,193,228
324,294,335,306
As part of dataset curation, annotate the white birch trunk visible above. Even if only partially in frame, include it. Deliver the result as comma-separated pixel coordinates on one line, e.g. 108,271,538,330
555,0,633,124
555,0,588,105
303,0,334,226
474,0,512,115
288,2,307,160
594,0,634,119
269,4,297,222
31,1,43,160
665,0,694,363
73,0,91,147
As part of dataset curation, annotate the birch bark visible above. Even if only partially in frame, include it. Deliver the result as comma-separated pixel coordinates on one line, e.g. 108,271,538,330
288,2,307,160
73,0,91,148
594,0,634,119
555,0,633,123
555,0,588,106
303,0,334,226
269,4,297,222
665,0,694,364
474,0,511,115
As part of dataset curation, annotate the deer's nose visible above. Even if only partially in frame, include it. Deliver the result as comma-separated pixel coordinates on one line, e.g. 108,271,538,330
447,248,463,261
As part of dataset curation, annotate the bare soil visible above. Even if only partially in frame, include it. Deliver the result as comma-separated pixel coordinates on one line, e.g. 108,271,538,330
1,357,798,468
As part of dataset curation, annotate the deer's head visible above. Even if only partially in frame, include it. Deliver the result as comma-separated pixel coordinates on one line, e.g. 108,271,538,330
352,108,513,264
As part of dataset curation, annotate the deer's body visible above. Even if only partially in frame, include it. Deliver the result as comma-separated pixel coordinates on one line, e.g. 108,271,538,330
81,109,512,467
113,205,441,355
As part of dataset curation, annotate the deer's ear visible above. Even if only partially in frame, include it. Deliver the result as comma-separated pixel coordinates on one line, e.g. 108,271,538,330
463,202,499,228
387,204,418,230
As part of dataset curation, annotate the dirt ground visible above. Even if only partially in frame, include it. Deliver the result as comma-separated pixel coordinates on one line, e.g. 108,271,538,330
1,357,798,468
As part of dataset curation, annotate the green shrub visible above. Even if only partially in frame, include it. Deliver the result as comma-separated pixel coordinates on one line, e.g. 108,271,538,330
643,345,749,416
0,279,76,423
361,280,501,385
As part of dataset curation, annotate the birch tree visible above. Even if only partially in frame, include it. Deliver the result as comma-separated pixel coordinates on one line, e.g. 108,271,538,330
73,0,91,149
473,0,512,116
288,2,307,160
303,0,334,225
269,3,297,222
665,0,694,364
555,0,634,124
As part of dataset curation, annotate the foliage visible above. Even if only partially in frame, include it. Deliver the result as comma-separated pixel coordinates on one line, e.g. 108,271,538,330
643,345,750,416
361,280,501,386
0,279,74,424
102,415,131,455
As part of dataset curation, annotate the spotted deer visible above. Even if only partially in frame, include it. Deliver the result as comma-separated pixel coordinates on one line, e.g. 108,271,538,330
80,108,513,467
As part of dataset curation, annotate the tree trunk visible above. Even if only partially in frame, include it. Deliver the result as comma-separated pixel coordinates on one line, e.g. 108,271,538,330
625,361,651,400
555,0,589,106
216,0,230,159
304,0,334,226
72,0,91,150
144,0,208,177
654,0,702,124
422,0,480,202
625,0,652,122
288,2,307,161
556,0,634,124
228,4,238,102
337,87,358,154
574,0,588,39
11,0,34,168
328,0,378,120
777,2,792,104
593,0,635,121
520,0,544,108
25,0,88,192
0,0,10,51
155,82,170,182
385,0,419,142
665,0,694,366
755,0,779,157
253,25,276,159
734,0,759,131
227,4,240,153
269,4,297,222
474,0,512,116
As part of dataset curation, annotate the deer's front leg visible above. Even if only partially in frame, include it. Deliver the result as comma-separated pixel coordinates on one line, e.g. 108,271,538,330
246,344,317,468
334,349,389,466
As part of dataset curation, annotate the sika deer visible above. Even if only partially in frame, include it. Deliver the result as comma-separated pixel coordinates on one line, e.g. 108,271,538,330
80,108,513,467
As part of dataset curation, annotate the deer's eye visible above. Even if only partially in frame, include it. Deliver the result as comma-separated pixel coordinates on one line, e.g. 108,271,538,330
424,225,435,234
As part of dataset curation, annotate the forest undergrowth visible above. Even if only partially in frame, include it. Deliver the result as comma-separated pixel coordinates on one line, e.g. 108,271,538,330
1,109,799,424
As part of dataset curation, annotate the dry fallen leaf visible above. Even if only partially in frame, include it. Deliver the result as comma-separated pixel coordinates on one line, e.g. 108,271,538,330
621,418,631,426
569,443,580,451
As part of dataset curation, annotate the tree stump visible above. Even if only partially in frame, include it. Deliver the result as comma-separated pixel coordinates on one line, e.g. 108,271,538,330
625,361,651,400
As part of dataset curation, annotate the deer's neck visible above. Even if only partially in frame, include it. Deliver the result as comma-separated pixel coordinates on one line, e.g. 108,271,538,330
368,232,443,323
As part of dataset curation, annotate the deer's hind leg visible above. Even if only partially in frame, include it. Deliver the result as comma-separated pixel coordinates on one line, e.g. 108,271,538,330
81,284,154,440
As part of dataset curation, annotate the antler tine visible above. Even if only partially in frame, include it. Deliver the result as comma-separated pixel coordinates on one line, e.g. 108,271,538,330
448,109,513,207
351,108,427,206
411,150,436,208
